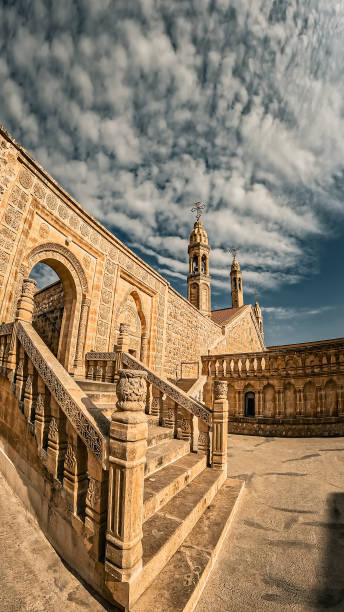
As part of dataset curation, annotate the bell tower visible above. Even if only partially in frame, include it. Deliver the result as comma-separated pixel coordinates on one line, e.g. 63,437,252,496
187,203,211,317
254,293,264,339
229,248,244,308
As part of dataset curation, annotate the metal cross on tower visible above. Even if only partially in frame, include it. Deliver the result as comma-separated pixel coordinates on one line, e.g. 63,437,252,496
191,201,205,221
228,246,239,260
254,290,259,303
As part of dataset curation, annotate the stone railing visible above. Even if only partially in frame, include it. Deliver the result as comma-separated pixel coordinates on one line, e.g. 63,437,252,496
0,280,228,609
202,340,344,437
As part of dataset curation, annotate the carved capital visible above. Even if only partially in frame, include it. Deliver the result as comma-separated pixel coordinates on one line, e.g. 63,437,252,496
119,322,129,335
116,369,147,412
22,278,37,299
214,380,228,400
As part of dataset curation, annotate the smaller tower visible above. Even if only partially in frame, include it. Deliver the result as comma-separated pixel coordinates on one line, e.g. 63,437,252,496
254,295,264,339
229,248,243,308
187,203,211,317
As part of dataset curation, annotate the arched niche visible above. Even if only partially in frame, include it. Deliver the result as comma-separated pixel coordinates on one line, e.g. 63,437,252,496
324,379,337,416
284,382,296,418
303,381,316,416
115,289,148,362
263,383,275,417
24,243,89,373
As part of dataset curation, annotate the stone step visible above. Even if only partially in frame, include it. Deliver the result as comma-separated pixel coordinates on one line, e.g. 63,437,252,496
145,439,190,477
133,468,226,604
143,453,207,522
147,425,173,448
132,478,244,612
77,379,115,393
85,391,117,404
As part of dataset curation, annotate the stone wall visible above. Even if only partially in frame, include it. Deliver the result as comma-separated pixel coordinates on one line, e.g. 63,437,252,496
211,307,263,355
33,281,64,356
202,338,344,436
164,288,222,379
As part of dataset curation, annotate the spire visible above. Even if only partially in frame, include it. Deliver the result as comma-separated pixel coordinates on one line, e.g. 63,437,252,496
228,247,243,308
187,203,211,316
253,291,264,338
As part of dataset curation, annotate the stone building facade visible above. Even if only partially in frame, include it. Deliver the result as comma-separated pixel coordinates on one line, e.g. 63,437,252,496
0,125,264,381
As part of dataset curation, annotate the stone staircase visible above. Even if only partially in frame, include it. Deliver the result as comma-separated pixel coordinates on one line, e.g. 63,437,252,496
76,377,244,611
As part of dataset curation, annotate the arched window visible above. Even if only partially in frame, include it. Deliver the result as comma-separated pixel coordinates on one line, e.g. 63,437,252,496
245,391,255,417
201,254,206,274
233,278,237,291
238,278,242,290
192,255,198,273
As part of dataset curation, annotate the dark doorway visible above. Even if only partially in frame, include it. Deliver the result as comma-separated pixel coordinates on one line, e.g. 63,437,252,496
245,391,255,417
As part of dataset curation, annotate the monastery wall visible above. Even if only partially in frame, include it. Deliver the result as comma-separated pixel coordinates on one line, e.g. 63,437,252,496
210,307,263,356
202,338,344,436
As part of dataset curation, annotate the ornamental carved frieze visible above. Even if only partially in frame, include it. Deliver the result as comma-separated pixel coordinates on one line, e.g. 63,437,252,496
33,181,46,200
9,185,28,211
4,205,22,230
46,193,58,211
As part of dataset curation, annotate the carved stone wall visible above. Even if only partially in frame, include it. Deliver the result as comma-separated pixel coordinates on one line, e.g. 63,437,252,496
33,281,64,356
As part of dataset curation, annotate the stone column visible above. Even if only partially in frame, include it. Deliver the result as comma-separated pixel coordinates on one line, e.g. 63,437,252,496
140,331,148,364
145,381,152,415
85,451,109,561
47,397,68,480
15,344,25,402
115,323,130,374
212,380,229,473
63,424,89,516
105,369,148,610
73,297,90,375
15,277,36,323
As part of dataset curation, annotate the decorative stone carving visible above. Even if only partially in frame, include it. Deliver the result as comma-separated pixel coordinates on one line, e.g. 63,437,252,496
49,418,58,441
101,288,112,305
82,255,91,270
46,193,58,210
9,185,28,211
68,212,79,228
4,205,22,230
33,182,46,200
58,203,69,220
116,369,147,412
39,223,49,238
18,168,34,190
64,445,77,470
97,321,109,338
86,477,101,507
214,380,228,400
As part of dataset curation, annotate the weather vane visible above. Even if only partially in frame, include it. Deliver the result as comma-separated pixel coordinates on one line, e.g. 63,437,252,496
191,201,205,221
228,246,239,259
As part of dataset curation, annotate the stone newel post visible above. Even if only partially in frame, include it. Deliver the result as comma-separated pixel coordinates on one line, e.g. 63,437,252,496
115,323,130,374
105,369,148,609
212,380,229,474
16,278,36,323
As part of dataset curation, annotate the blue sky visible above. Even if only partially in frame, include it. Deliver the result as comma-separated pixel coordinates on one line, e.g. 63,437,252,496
1,0,344,346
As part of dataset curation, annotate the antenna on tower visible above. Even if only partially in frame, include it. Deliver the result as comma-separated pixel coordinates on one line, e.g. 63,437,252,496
191,201,205,221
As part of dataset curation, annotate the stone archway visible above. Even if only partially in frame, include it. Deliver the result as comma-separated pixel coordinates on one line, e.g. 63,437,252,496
114,289,148,363
23,243,89,373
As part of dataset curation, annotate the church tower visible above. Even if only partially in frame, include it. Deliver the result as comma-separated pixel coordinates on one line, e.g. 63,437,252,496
254,297,264,339
230,251,244,308
187,209,211,317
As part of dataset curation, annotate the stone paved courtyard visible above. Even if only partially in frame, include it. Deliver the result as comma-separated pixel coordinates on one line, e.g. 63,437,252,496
1,435,344,611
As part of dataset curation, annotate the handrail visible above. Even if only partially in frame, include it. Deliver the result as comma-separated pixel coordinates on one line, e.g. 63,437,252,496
122,351,211,424
17,321,107,464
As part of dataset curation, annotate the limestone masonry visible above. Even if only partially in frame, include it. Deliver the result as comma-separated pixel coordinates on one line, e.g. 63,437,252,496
0,124,343,611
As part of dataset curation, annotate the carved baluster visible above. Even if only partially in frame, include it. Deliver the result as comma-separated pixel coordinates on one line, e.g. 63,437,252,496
151,386,162,420
105,369,148,610
105,359,115,383
35,377,51,449
23,359,34,422
63,423,89,516
15,344,25,403
85,453,109,561
47,398,67,480
176,407,192,442
191,414,199,452
15,277,36,323
115,323,130,374
0,336,4,371
145,381,153,415
86,360,94,380
95,360,102,381
212,380,228,472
